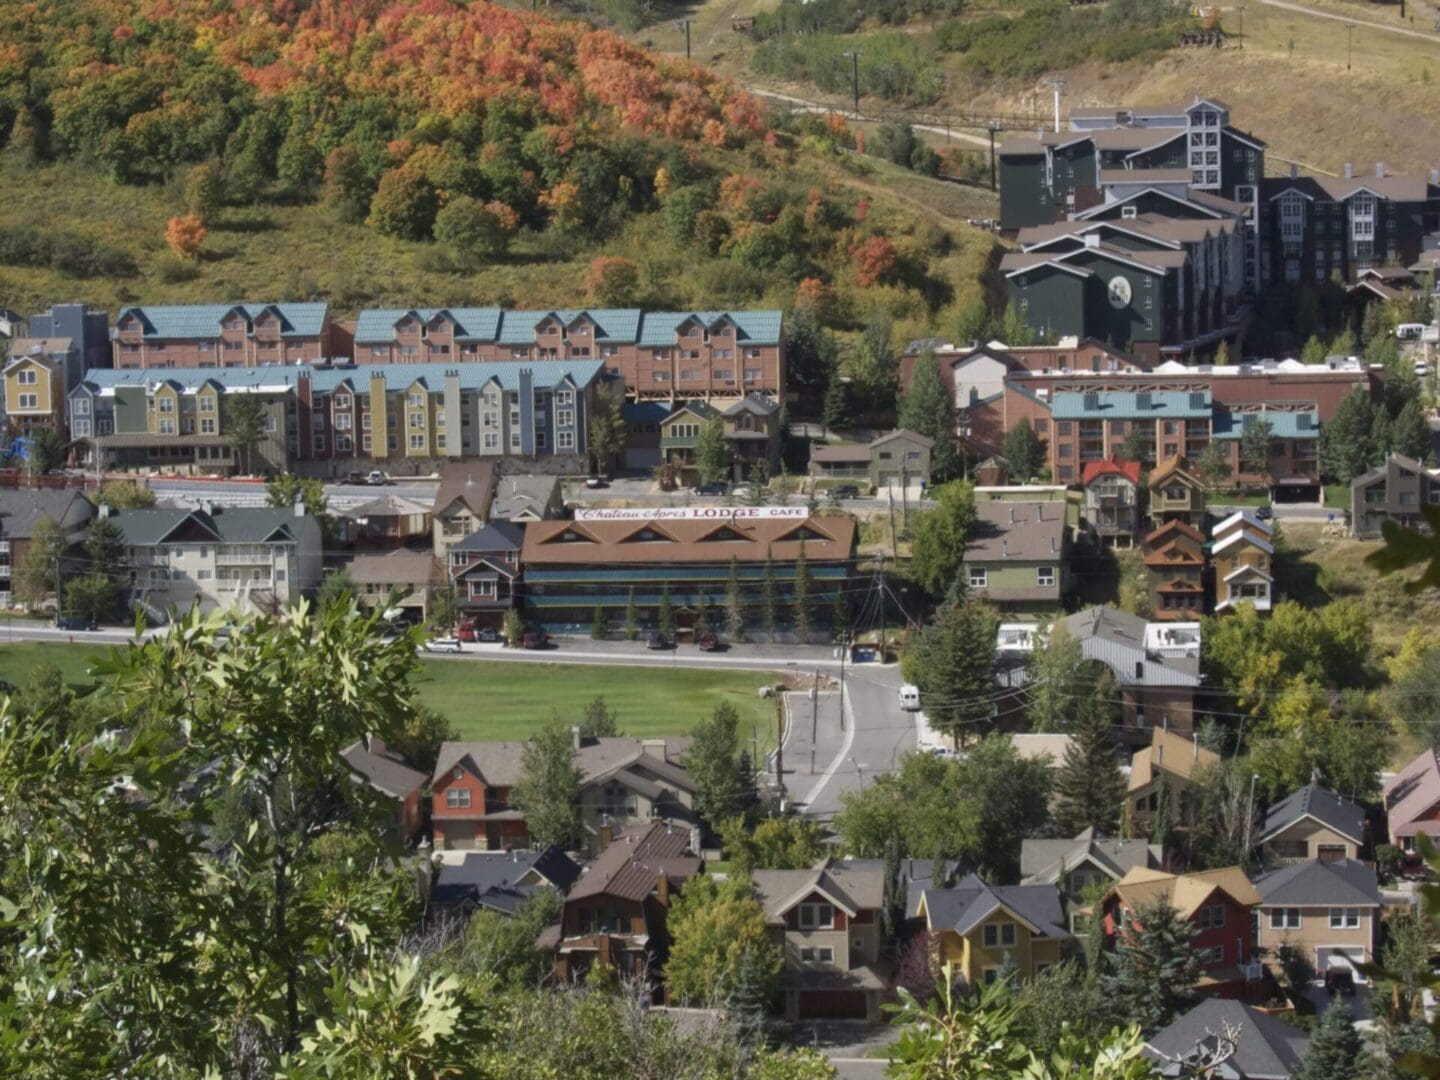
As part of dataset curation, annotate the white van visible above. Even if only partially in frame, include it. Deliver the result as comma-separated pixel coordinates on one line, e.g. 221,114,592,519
1396,323,1427,340
898,684,921,712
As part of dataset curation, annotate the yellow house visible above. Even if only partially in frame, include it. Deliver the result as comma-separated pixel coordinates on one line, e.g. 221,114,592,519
404,380,433,458
916,874,1069,988
1127,728,1221,834
3,354,64,437
1211,509,1276,614
1147,455,1207,529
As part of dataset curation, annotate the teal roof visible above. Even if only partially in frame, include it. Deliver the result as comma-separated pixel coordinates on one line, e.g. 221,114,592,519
1212,409,1320,440
1051,390,1212,420
352,308,503,345
115,303,328,340
73,361,604,396
352,308,782,348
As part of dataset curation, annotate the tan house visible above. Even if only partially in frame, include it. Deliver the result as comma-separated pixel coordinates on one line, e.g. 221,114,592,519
721,393,782,478
917,874,1069,989
1142,519,1207,621
750,866,887,1021
3,347,67,438
1254,859,1382,983
1020,829,1163,930
431,461,497,558
1127,729,1221,834
1211,509,1275,614
1384,748,1440,853
343,549,438,622
1255,784,1368,868
1147,455,1207,529
430,731,697,854
808,428,935,492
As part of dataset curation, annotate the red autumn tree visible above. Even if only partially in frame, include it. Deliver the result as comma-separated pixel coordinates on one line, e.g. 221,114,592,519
850,235,899,288
165,213,206,260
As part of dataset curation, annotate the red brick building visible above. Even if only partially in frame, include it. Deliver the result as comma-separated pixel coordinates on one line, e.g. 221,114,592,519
112,303,334,368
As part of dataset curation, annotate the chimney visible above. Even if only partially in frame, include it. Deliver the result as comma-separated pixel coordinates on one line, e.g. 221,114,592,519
1002,539,1008,557
1431,167,1439,186
641,738,667,760
1289,163,1298,179
571,724,582,751
294,496,305,518
98,502,111,520
1376,162,1385,179
1343,162,1353,179
1009,506,1016,524
1083,233,1101,249
656,869,670,905
599,823,614,851
1193,733,1199,759
1050,536,1057,553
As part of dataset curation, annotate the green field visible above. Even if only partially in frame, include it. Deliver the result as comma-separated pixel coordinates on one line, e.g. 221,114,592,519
0,643,784,751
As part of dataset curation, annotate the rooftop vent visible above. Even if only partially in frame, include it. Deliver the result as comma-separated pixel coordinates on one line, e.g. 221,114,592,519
1377,162,1386,178
1344,162,1354,179
1083,391,1101,411
1136,390,1153,410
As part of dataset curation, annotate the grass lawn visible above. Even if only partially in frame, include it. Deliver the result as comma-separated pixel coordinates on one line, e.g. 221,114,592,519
0,643,784,755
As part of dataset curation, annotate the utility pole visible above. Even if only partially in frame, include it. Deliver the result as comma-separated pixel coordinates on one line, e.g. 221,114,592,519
900,463,909,536
1347,23,1354,70
775,696,785,805
1045,76,1066,133
844,50,863,118
677,18,692,59
988,124,999,191
1237,4,1244,48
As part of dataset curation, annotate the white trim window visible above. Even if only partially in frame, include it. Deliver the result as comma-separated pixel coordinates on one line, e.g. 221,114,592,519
1269,908,1301,930
982,922,1017,948
1037,566,1056,588
445,787,471,809
968,567,988,589
1329,908,1361,930
1197,903,1226,930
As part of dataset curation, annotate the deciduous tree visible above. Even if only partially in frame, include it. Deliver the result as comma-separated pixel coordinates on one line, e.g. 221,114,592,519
686,701,755,834
665,876,781,1006
224,394,267,475
694,417,730,484
165,212,206,259
908,480,977,596
586,383,628,476
584,256,640,306
1000,418,1045,482
513,717,584,850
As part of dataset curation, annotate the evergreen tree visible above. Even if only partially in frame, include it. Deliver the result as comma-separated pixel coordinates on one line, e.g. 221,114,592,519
686,702,750,835
1301,334,1329,365
820,359,848,432
1239,417,1273,480
724,557,744,643
1391,399,1433,463
908,586,999,749
829,588,848,642
223,394,267,475
658,584,675,639
1103,897,1201,1031
1150,776,1174,856
1319,388,1378,483
999,418,1045,482
1194,438,1232,490
761,547,776,643
897,348,960,480
1372,406,1394,462
1295,996,1364,1080
1053,673,1125,836
792,541,812,643
589,604,606,640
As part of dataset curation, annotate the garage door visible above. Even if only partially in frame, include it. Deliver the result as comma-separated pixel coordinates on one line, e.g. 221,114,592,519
625,448,660,471
797,990,868,1020
439,821,476,851
1317,947,1367,981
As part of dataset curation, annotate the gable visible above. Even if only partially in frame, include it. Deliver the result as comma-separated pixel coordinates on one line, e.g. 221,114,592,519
698,524,754,543
619,523,679,544
543,526,599,544
155,515,222,544
777,523,834,544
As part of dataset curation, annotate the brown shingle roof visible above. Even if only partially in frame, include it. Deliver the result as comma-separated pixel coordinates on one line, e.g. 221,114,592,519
1128,729,1220,790
340,738,426,800
1109,865,1260,917
567,821,700,902
432,460,496,517
431,735,693,790
521,515,856,566
344,549,438,587
810,443,871,464
967,501,1067,562
1143,518,1205,548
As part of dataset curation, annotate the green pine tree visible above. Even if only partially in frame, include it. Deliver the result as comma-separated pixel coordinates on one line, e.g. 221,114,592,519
725,557,745,643
1052,673,1125,836
908,584,999,750
1103,897,1201,1031
761,547,776,643
659,584,675,639
589,604,606,640
1150,777,1174,857
897,348,960,481
623,587,639,641
1295,994,1364,1080
792,540,812,643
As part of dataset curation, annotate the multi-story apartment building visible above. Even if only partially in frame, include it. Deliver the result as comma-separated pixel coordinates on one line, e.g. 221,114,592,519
105,502,324,618
1262,164,1440,287
1351,452,1440,538
112,303,334,368
29,303,109,378
999,98,1265,282
351,308,785,403
69,361,605,474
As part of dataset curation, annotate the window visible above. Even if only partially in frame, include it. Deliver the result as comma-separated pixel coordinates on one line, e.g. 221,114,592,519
558,431,575,450
313,434,326,453
313,415,325,433
362,435,372,451
445,788,472,809
982,923,1017,948
335,413,352,431
158,417,176,435
982,968,1001,986
484,433,499,449
410,434,425,450
535,432,545,450
17,393,37,409
337,435,353,452
797,902,835,929
1330,908,1361,929
16,369,36,385
1200,945,1225,965
968,567,988,589
157,396,174,413
1037,566,1056,587
1269,908,1301,929
556,409,574,428
200,417,216,434
555,389,574,406
1196,904,1225,930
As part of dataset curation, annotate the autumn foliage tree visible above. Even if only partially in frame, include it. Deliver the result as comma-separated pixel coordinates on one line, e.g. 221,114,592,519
851,235,899,288
434,195,519,266
165,213,206,260
584,256,641,306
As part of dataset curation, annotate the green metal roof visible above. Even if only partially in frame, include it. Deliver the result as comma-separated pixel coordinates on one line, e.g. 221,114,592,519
1051,390,1212,420
1212,409,1320,440
73,361,605,396
115,303,328,339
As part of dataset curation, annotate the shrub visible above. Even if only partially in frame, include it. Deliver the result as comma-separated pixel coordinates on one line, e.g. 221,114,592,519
584,256,640,306
165,213,207,260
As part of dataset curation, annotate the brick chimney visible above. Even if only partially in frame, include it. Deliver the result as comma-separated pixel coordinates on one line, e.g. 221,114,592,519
656,869,670,905
599,822,614,851
571,725,583,751
640,738,668,760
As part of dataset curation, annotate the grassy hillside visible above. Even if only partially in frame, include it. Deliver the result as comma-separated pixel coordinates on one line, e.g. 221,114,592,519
0,0,1000,351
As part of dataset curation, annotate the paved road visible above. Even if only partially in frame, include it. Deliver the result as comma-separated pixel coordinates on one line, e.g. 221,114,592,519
147,477,439,511
747,87,993,150
1252,0,1440,43
1210,502,1340,524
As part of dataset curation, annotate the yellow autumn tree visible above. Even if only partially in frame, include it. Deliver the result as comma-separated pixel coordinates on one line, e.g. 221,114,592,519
165,213,206,260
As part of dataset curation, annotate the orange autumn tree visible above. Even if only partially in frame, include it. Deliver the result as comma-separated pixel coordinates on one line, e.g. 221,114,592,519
584,256,640,306
165,213,206,260
850,235,899,288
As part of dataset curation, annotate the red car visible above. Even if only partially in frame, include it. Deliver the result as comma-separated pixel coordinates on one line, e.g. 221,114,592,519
522,629,548,649
697,630,721,652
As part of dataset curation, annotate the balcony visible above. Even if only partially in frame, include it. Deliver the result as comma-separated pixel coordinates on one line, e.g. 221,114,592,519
216,553,276,566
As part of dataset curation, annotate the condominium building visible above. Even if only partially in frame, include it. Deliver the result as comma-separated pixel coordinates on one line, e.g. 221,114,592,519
112,303,334,368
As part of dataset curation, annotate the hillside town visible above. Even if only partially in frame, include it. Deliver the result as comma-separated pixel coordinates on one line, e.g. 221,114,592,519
3,4,1440,1075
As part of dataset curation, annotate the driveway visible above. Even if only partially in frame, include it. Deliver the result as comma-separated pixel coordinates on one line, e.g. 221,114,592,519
782,1020,896,1080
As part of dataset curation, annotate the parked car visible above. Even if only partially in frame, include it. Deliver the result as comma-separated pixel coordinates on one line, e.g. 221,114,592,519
1324,968,1357,997
729,484,757,499
522,628,548,649
831,484,861,500
1255,506,1273,521
57,614,98,631
1415,361,1432,378
585,475,609,489
343,470,366,485
696,630,722,652
646,630,670,650
1398,852,1434,881
474,625,499,643
423,637,463,653
693,481,727,496
366,470,387,486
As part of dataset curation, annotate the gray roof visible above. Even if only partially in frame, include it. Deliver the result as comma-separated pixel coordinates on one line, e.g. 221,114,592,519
920,874,1067,939
1145,999,1308,1079
430,847,581,910
451,521,525,553
343,550,436,587
107,506,320,547
432,461,496,518
116,303,329,340
0,489,94,539
309,361,603,394
967,500,1067,562
432,735,693,791
339,493,432,520
491,474,561,521
1054,606,1201,688
1020,828,1162,885
1052,390,1213,420
750,866,886,923
722,392,779,417
1258,785,1366,847
1253,859,1381,908
843,856,962,918
339,739,426,800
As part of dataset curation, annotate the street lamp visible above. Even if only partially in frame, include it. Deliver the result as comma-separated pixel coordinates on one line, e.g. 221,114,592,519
842,50,862,119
